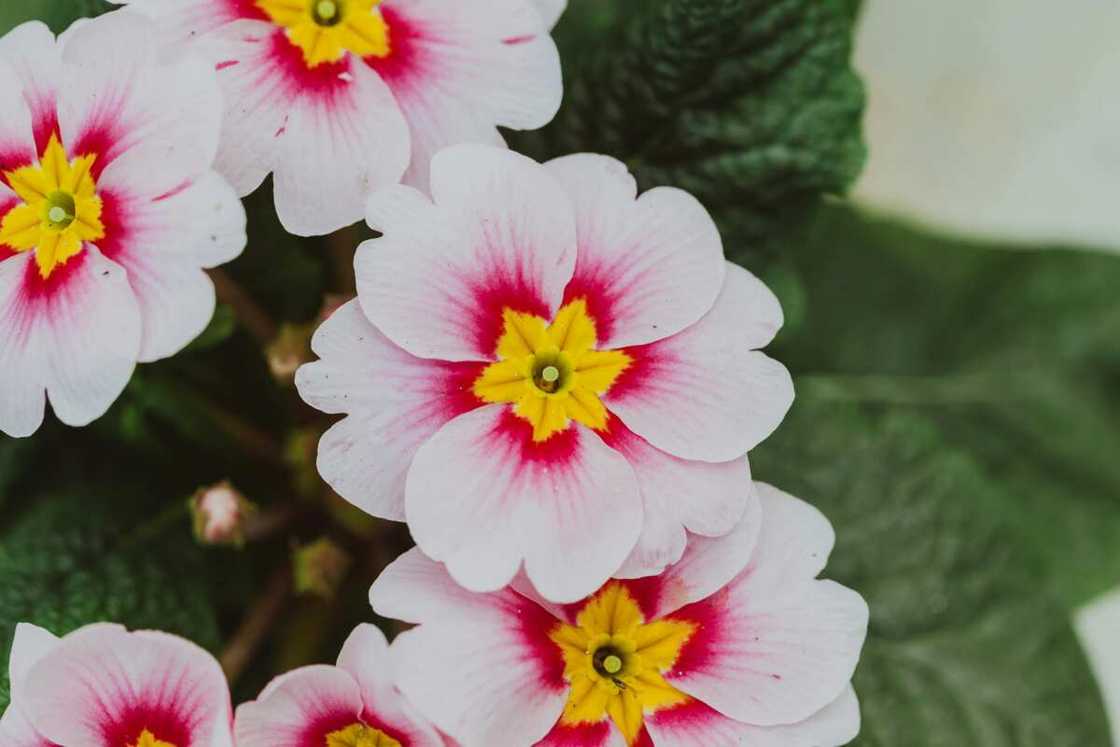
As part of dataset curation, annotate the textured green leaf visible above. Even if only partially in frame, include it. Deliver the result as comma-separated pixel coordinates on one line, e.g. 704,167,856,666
512,0,866,260
768,206,1120,610
751,397,1111,746
0,0,110,35
0,489,220,711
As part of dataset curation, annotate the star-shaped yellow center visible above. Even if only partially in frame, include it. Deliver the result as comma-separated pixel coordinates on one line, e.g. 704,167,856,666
130,729,176,747
325,723,402,747
0,134,104,279
256,0,391,67
472,299,632,442
548,582,695,745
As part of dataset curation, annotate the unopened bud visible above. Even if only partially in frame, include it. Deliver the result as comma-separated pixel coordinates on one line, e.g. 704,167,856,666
190,481,257,547
266,322,315,385
292,538,352,599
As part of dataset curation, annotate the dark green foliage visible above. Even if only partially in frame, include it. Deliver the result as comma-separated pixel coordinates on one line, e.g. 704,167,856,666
752,400,1112,745
0,0,110,34
770,206,1120,609
0,489,220,710
512,0,867,262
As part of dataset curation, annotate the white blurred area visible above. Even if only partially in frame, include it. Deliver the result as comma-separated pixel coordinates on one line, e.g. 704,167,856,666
853,0,1120,249
852,1,1120,741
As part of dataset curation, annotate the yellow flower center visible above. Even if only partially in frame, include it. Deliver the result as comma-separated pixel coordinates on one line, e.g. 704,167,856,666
0,134,104,279
472,299,632,442
548,582,695,745
256,0,391,67
325,723,402,747
130,729,177,747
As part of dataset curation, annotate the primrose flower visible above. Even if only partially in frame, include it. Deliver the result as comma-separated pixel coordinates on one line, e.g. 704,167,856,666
0,14,246,438
370,484,868,747
1,622,233,747
235,624,444,747
297,146,794,602
114,0,563,236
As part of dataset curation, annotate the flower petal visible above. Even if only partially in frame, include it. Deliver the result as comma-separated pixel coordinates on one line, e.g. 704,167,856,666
234,665,363,747
606,419,757,580
268,37,410,236
405,406,642,602
96,174,246,363
0,21,59,159
534,719,626,747
547,154,726,349
606,262,793,462
335,624,446,747
366,1,562,190
59,12,223,196
0,705,54,747
295,300,485,521
664,484,869,726
359,146,577,361
0,249,140,436
23,625,233,747
644,688,860,747
374,549,568,747
6,624,58,704
531,0,568,30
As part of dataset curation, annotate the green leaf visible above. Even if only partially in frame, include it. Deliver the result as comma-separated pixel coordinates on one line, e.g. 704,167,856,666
0,0,111,35
768,206,1120,610
0,488,220,711
751,397,1111,745
512,0,866,261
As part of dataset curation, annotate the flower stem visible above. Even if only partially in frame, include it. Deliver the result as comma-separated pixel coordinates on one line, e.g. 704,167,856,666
208,268,278,346
220,564,292,684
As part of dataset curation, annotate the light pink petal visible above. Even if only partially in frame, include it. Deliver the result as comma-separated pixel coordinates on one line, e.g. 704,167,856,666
530,0,568,29
98,173,246,363
23,625,233,747
547,154,726,349
377,551,566,747
665,484,869,727
645,688,860,747
405,406,642,602
0,21,60,158
295,300,484,521
534,719,625,747
0,706,55,747
109,0,261,48
336,625,445,747
0,249,140,437
606,262,793,463
359,146,577,362
6,624,58,705
605,418,756,579
368,0,562,190
269,41,410,236
234,665,363,747
59,12,223,197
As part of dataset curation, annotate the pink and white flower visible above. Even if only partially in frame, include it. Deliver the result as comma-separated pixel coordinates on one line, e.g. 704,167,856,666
0,13,246,438
235,623,445,747
113,0,563,236
1,622,233,747
296,145,794,602
370,483,868,747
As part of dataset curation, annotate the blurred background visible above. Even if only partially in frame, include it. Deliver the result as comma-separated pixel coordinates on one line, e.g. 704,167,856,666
854,0,1120,740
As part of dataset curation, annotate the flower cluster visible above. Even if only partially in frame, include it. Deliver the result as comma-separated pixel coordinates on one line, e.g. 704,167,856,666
0,1,870,746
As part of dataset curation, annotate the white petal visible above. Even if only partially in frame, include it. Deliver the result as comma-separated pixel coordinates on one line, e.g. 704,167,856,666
59,12,223,196
368,1,562,190
606,262,793,462
405,406,642,602
547,154,727,348
271,46,410,236
608,421,755,579
0,705,53,747
6,624,58,704
665,485,869,727
530,0,568,29
0,21,60,157
0,250,141,435
358,146,577,361
295,300,485,521
375,551,568,747
23,625,233,747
